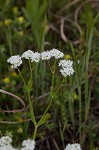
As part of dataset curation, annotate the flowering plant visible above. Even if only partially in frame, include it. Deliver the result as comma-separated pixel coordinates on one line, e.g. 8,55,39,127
6,48,75,149
0,136,82,150
0,136,35,150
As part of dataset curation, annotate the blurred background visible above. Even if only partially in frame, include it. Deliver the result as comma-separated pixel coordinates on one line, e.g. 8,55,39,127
0,0,99,149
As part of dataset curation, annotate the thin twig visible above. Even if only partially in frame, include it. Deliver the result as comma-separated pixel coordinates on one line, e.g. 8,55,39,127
60,18,68,43
64,17,82,35
58,0,81,15
0,89,25,113
0,118,31,124
48,11,82,41
75,0,99,24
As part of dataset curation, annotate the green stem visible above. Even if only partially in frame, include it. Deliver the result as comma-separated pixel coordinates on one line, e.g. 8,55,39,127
27,91,36,126
75,69,82,143
75,61,82,143
28,59,33,91
17,68,27,88
47,60,53,73
51,58,56,95
75,65,82,143
33,125,38,140
40,74,55,120
38,61,56,122
70,42,82,143
78,86,81,143
54,78,65,96
68,93,74,126
42,96,53,117
17,64,37,138
51,72,55,95
41,60,45,94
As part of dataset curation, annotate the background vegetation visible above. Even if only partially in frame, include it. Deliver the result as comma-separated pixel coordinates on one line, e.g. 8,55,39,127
0,0,99,150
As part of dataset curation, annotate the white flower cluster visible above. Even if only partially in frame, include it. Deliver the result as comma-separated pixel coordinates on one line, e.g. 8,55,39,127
0,136,12,147
31,52,40,63
41,48,64,60
0,136,18,150
7,55,22,68
22,50,40,63
7,48,64,68
59,60,73,68
21,50,33,60
64,143,82,150
21,139,35,150
59,60,75,77
0,136,35,150
41,51,52,60
50,48,64,59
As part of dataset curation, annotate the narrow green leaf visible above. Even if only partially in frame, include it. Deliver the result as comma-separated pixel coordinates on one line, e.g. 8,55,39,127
93,12,99,25
59,121,65,148
37,113,51,127
52,138,60,150
39,0,47,19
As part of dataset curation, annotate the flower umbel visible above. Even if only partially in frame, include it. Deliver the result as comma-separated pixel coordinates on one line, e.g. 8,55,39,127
0,136,12,147
22,50,40,63
59,60,73,68
50,48,64,59
7,55,22,68
59,60,74,77
41,51,51,60
21,50,34,60
31,52,40,63
41,48,64,60
21,139,35,150
64,143,82,150
60,67,74,77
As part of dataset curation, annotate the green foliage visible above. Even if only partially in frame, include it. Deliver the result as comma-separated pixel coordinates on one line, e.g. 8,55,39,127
23,0,47,51
0,1,99,149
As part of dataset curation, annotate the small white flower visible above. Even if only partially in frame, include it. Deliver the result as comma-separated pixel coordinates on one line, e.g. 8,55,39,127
41,49,64,60
64,143,82,150
21,139,35,150
22,50,40,63
41,51,51,60
0,136,12,147
50,48,64,59
31,52,40,63
0,136,18,150
59,60,74,77
7,55,22,68
21,50,34,60
58,60,73,68
60,67,74,77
